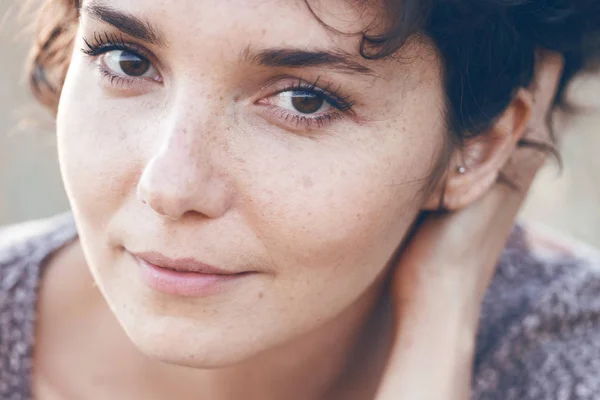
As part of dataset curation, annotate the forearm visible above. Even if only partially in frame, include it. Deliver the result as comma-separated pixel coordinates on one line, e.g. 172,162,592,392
375,279,479,400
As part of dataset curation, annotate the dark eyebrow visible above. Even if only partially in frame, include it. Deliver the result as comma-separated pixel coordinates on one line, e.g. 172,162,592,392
246,48,375,75
81,2,166,47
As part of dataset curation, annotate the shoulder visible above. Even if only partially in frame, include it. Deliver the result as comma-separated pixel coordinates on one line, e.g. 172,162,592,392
0,212,77,299
0,213,77,397
0,212,76,253
474,222,600,399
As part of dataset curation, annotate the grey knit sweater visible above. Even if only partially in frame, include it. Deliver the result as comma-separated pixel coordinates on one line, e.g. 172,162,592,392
1,213,600,399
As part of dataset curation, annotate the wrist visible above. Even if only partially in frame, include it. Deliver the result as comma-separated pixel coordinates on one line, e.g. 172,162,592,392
380,294,478,400
393,290,478,359
394,267,484,329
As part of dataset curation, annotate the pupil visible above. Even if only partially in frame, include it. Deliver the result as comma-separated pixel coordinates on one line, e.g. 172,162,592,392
291,91,324,114
119,51,150,77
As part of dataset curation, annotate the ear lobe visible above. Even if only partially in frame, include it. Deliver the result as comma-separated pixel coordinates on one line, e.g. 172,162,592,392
423,89,533,211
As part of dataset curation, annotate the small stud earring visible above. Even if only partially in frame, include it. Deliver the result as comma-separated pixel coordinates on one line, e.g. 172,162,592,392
457,166,467,175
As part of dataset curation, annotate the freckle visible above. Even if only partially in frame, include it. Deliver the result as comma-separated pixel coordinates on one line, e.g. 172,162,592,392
302,176,314,188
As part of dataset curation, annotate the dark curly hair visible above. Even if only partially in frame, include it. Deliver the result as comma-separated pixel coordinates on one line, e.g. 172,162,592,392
28,0,600,145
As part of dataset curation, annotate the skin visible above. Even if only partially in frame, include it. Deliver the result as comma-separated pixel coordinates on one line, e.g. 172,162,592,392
33,0,538,399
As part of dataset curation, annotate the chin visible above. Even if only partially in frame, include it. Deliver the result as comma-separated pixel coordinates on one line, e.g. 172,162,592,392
119,315,267,369
142,344,246,369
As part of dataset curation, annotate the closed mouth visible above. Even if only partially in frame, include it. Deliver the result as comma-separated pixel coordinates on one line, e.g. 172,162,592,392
130,250,246,275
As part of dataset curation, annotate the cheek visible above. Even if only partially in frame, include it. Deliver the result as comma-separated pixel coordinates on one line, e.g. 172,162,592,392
256,175,418,271
56,58,152,227
240,132,436,288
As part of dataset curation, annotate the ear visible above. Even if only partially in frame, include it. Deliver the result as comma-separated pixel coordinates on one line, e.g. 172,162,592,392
423,88,533,211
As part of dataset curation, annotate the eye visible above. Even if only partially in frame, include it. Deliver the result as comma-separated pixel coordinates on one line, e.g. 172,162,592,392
257,80,355,131
102,50,158,79
275,90,332,115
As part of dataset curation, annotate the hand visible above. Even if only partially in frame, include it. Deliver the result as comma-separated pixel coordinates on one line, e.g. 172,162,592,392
375,50,565,400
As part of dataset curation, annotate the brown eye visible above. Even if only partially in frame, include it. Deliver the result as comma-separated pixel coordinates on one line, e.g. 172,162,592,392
102,50,158,81
290,91,325,114
117,51,151,77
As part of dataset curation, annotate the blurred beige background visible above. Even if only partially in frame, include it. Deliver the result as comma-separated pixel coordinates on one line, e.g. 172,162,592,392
0,1,69,225
1,1,599,247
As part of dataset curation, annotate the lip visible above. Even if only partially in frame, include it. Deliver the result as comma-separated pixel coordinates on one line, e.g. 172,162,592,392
130,251,253,297
132,251,239,274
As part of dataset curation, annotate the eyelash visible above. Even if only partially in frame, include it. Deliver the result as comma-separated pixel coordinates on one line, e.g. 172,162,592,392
82,32,156,86
81,32,356,129
82,31,133,56
269,107,344,129
263,78,355,129
281,79,355,112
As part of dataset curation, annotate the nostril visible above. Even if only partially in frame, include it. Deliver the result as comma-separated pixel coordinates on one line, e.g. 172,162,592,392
153,205,167,217
154,205,173,219
144,195,182,220
137,184,178,219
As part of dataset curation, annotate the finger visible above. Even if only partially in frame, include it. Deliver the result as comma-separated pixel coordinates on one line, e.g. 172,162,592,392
532,50,565,122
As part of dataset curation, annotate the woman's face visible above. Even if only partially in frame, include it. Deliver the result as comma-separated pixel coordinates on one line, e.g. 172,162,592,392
57,0,446,366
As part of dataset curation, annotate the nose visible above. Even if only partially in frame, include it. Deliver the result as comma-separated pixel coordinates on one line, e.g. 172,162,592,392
137,127,234,220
